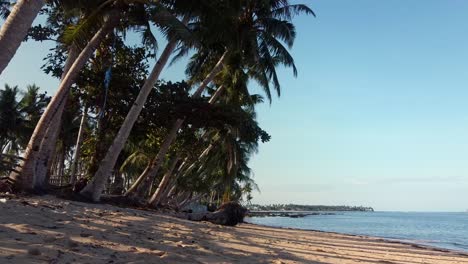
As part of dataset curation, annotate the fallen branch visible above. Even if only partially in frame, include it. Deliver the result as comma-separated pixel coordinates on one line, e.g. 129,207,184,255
185,202,247,226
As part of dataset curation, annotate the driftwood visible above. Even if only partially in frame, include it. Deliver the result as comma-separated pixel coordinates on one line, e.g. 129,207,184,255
186,202,247,226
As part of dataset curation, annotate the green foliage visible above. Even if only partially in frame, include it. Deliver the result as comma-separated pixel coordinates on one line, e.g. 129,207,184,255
0,84,50,175
11,0,313,205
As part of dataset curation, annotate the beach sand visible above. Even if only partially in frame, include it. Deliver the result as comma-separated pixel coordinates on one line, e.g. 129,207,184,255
1,195,467,264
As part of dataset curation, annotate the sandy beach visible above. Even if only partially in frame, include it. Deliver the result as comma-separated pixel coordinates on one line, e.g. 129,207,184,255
1,195,467,264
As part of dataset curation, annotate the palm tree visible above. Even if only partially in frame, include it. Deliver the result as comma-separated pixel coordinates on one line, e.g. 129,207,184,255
0,0,45,75
31,1,160,191
68,106,87,185
0,85,23,153
34,45,79,190
80,4,194,201
9,9,120,191
127,0,313,202
0,84,49,176
0,84,49,154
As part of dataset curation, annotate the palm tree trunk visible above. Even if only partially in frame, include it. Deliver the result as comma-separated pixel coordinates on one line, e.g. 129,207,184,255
69,106,88,185
148,154,181,206
81,44,175,200
81,17,191,202
123,118,185,197
158,156,189,205
180,143,215,178
34,45,79,190
126,83,224,201
58,147,66,186
9,16,117,191
0,0,45,75
34,119,61,189
208,85,225,104
121,54,228,199
192,51,228,98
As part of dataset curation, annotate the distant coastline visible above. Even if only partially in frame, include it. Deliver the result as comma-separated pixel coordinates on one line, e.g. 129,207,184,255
246,204,374,218
247,204,374,212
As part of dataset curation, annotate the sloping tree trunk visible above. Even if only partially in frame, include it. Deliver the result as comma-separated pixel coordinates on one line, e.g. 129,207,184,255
123,52,228,199
208,85,225,104
158,156,189,205
0,0,45,75
69,106,88,185
191,51,228,98
9,16,117,191
151,87,225,203
81,17,191,202
122,162,152,199
81,41,178,201
34,119,62,190
180,142,215,178
56,147,66,186
34,46,79,190
148,154,180,206
124,118,185,197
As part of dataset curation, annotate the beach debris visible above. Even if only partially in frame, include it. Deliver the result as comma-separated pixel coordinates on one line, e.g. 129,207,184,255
0,198,6,203
28,247,41,256
80,232,92,237
151,250,166,257
66,239,79,248
186,202,247,226
43,236,57,243
176,241,188,248
21,200,38,207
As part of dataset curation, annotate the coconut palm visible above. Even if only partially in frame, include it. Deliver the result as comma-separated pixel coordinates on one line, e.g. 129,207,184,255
0,84,49,154
9,5,120,191
0,84,49,177
80,2,196,201
0,0,45,75
117,0,313,202
11,0,164,192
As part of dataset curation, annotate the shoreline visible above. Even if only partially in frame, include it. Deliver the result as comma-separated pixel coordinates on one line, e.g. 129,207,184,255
245,220,468,257
1,195,468,263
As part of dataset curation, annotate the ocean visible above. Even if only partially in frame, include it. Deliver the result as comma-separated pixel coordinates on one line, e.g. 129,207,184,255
246,211,468,252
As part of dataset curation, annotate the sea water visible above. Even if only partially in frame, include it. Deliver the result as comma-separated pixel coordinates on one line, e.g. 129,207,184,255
246,211,468,252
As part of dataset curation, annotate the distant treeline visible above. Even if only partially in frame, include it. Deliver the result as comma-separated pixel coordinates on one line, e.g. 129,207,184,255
248,204,374,212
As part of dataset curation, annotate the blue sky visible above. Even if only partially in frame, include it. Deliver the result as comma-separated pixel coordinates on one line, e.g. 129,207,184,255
2,0,468,211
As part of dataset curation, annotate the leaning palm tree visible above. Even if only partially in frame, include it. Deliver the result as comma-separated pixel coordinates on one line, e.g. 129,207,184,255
32,1,159,190
125,0,313,202
102,2,246,200
9,5,120,191
79,2,195,201
0,0,45,75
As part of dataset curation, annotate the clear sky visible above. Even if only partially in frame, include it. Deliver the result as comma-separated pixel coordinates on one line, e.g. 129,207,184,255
2,0,468,211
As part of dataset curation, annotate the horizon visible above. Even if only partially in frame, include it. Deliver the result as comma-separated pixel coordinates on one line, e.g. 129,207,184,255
2,0,468,212
248,202,468,213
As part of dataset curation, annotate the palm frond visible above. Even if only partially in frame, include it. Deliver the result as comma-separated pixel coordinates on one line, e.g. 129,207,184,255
271,4,315,20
